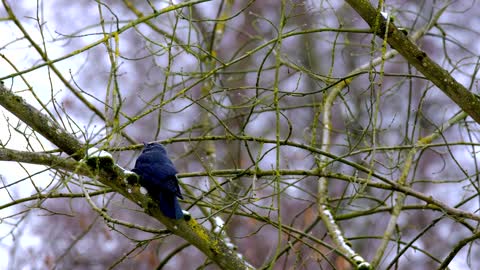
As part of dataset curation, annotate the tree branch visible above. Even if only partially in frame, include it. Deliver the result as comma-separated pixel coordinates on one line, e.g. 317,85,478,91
0,83,253,270
345,0,480,124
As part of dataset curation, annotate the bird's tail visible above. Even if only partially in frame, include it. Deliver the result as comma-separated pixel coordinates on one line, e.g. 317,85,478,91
157,192,183,219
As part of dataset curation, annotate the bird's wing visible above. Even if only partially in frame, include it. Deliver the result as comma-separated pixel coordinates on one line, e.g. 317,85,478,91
139,161,181,193
134,151,183,198
148,170,183,199
154,163,183,199
165,175,183,199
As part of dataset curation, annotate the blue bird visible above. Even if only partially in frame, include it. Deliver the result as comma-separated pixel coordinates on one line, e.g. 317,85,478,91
132,143,184,219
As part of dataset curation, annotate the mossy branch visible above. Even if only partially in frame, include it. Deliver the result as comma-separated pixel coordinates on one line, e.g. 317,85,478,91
0,83,253,270
345,0,480,124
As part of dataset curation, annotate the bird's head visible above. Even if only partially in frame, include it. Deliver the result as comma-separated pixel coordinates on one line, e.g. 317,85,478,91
142,142,167,154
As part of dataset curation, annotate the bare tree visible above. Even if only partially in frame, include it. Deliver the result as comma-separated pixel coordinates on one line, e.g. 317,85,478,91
1,0,480,269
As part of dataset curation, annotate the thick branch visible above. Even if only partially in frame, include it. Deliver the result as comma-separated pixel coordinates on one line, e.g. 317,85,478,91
0,87,84,158
0,84,253,270
345,0,480,124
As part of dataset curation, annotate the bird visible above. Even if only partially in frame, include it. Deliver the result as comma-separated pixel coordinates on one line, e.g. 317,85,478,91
132,143,184,219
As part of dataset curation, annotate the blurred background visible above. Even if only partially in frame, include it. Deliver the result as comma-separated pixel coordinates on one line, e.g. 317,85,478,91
1,0,480,269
